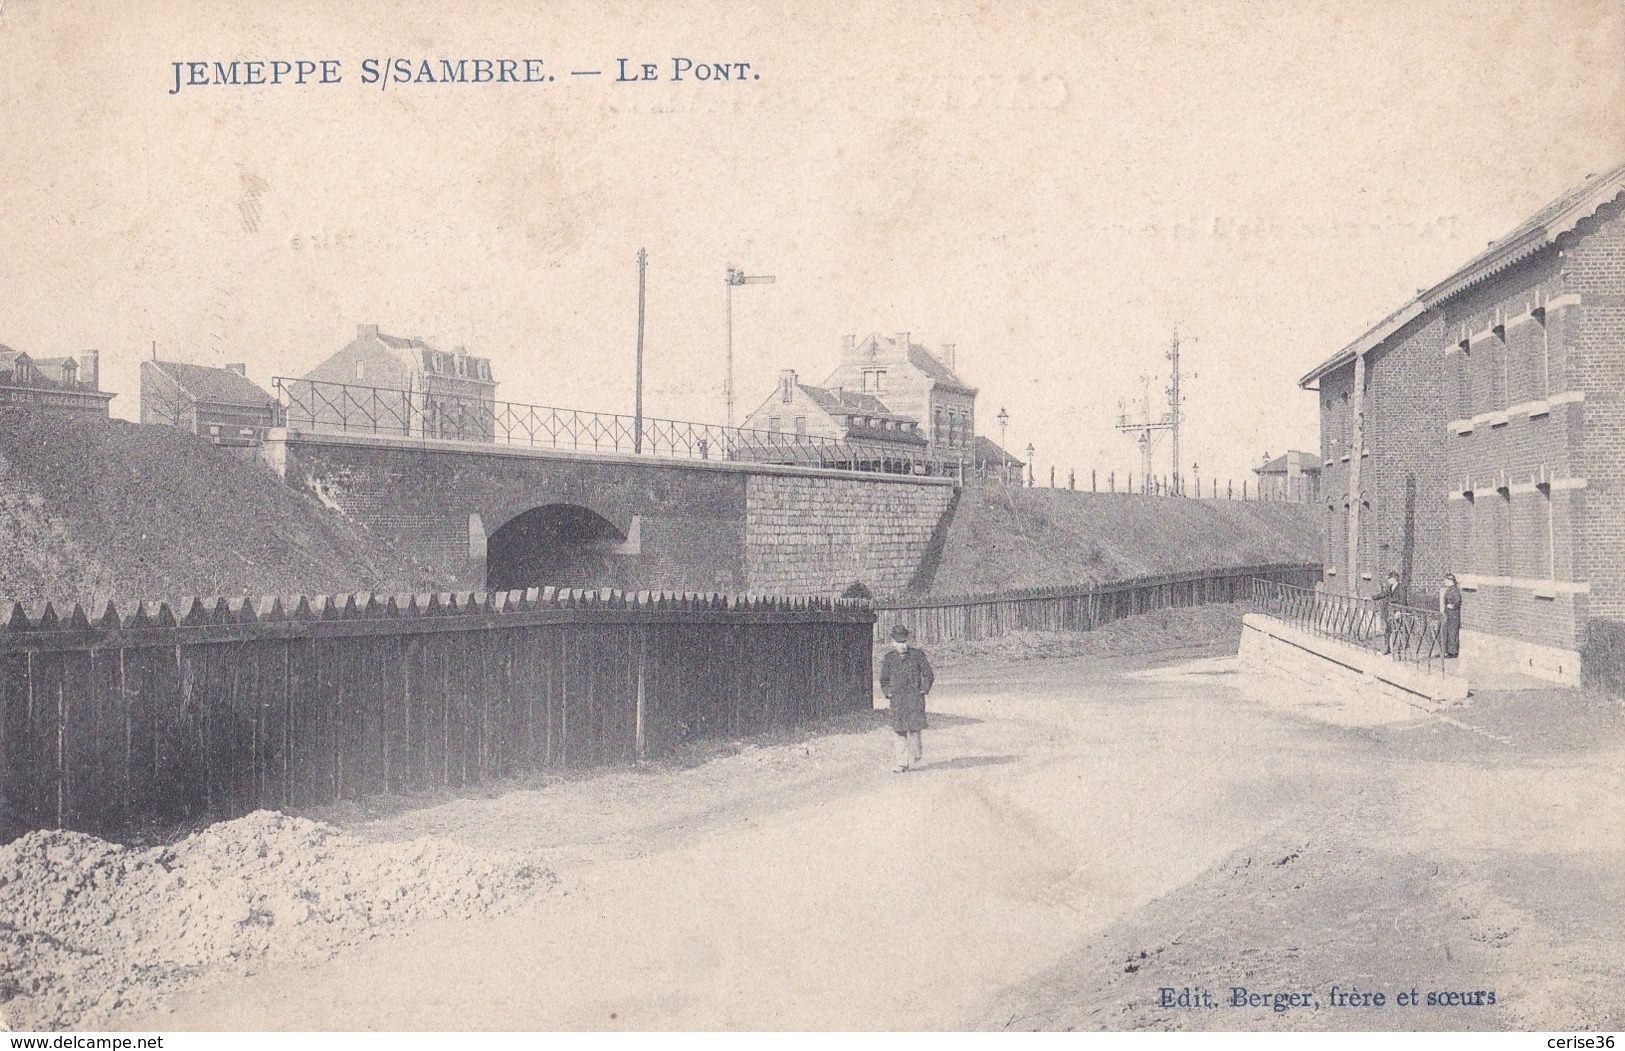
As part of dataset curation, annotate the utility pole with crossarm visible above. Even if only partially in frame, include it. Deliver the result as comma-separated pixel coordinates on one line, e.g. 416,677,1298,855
724,265,775,427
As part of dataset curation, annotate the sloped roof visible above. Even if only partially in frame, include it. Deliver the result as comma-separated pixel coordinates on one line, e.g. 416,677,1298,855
856,333,978,392
1298,300,1424,387
1254,450,1321,475
150,360,277,407
800,385,910,420
1302,161,1625,387
1422,160,1625,306
370,330,492,374
904,343,976,392
972,434,1023,467
797,384,926,444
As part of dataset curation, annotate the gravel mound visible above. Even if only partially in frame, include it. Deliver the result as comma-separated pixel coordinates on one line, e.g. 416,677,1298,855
0,811,556,1030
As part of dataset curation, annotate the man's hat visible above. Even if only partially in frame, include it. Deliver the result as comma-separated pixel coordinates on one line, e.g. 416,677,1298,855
889,624,910,642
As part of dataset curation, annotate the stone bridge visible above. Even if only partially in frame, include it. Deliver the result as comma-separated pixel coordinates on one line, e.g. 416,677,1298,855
260,428,957,597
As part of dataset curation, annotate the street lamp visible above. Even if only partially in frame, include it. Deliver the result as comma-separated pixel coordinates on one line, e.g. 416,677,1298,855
1025,442,1035,487
724,265,775,427
996,407,1010,484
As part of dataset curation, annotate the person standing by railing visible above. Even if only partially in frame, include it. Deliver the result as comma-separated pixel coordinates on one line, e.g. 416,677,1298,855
1373,571,1402,655
1440,573,1463,659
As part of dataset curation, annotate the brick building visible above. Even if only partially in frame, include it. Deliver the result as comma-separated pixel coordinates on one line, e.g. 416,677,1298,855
301,324,498,441
0,345,115,415
821,333,978,470
140,360,284,445
1300,161,1625,685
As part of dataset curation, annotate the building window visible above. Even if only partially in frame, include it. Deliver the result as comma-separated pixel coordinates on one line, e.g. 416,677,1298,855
768,416,780,432
794,416,807,436
1541,480,1556,579
863,369,886,393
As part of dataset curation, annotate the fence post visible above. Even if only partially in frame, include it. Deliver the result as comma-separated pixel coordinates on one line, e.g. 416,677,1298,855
634,624,647,760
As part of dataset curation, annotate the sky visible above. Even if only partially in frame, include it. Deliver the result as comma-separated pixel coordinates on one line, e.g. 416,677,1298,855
2,0,1622,488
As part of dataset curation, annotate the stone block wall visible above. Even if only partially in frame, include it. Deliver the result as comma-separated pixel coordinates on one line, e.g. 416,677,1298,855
743,473,956,597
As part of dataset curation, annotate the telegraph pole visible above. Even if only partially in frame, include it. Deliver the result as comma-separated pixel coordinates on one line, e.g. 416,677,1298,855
1168,329,1183,495
635,248,647,453
1116,327,1191,493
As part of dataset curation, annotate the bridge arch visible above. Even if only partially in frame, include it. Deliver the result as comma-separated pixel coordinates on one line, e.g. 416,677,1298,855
486,503,628,591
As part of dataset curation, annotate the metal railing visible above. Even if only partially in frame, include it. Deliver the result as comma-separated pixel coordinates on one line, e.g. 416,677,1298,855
1251,578,1444,668
878,562,1322,645
272,377,960,477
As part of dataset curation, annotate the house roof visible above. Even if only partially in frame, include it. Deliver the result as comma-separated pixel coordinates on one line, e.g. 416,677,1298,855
1254,450,1321,475
799,385,911,421
796,384,927,444
971,434,1023,467
1298,299,1424,388
150,360,277,407
367,330,494,378
856,334,978,393
1422,160,1625,306
1300,161,1625,388
904,343,976,393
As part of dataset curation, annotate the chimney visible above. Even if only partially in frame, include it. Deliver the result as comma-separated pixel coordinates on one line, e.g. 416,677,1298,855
224,363,247,376
841,334,856,357
895,332,910,356
357,323,379,340
779,368,797,403
80,349,99,390
941,343,956,372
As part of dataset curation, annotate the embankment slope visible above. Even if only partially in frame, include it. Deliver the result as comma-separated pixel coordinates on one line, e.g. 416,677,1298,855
926,486,1319,596
0,408,441,610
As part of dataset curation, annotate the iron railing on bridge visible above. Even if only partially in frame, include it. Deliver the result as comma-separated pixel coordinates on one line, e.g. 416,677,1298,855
272,377,959,478
1250,578,1444,668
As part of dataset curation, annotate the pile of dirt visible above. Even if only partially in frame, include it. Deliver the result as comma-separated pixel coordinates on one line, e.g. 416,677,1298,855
925,486,1318,596
0,406,446,611
0,810,557,1030
924,602,1249,667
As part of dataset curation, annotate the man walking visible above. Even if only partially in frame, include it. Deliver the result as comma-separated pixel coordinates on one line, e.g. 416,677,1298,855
879,624,933,772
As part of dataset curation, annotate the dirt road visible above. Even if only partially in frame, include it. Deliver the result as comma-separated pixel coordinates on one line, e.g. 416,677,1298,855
116,638,1624,1031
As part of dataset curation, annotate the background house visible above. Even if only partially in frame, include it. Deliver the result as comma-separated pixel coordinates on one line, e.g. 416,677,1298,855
299,323,498,441
140,360,284,446
738,368,928,469
821,333,977,470
1301,161,1625,685
1252,450,1321,502
969,435,1026,484
0,344,114,416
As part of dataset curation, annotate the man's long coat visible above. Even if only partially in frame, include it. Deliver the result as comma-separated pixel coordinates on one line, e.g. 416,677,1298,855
879,646,933,733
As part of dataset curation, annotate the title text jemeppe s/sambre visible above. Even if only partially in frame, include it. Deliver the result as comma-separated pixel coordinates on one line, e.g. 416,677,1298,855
168,57,757,94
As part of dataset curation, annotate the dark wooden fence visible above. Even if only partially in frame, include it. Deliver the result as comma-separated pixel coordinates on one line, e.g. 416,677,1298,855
875,563,1322,644
0,587,876,843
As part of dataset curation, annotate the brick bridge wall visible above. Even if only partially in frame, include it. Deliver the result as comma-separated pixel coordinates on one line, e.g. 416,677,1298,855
261,430,956,598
